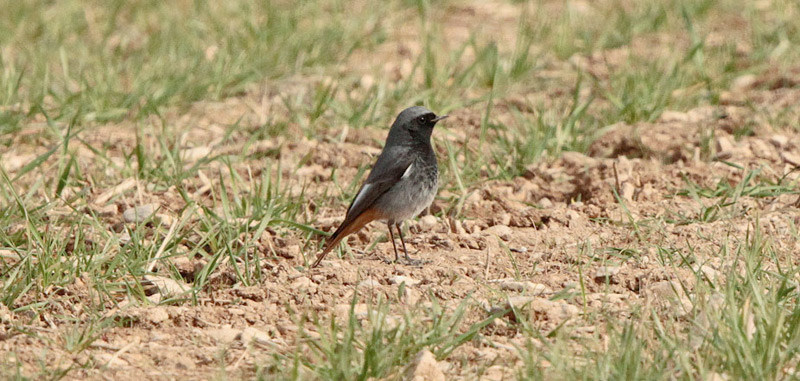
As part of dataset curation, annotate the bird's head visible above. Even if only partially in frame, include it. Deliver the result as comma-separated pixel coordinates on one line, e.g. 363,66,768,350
387,106,448,145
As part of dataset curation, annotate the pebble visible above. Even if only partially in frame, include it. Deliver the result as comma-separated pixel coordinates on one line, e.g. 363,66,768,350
389,275,420,287
731,74,757,91
123,204,159,223
404,350,445,381
180,146,212,162
155,213,174,227
418,215,438,230
452,219,467,235
144,307,169,324
239,327,272,347
491,296,579,323
143,275,188,296
769,134,789,148
645,280,693,317
291,276,317,293
693,264,719,282
781,151,800,167
172,256,197,280
465,191,482,205
205,326,241,344
334,303,369,320
496,280,550,295
621,182,636,201
481,224,513,241
358,279,381,288
482,365,513,381
594,266,620,282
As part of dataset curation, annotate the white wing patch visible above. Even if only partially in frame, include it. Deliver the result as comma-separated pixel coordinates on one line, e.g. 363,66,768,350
401,162,414,179
351,183,372,210
351,162,413,213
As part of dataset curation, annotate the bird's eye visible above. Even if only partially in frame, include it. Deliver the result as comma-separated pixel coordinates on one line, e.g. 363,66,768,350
418,116,427,124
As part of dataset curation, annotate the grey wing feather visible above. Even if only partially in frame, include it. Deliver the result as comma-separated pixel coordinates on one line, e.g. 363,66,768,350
343,147,412,222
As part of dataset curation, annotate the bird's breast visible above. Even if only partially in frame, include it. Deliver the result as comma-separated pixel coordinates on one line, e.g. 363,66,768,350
374,157,438,222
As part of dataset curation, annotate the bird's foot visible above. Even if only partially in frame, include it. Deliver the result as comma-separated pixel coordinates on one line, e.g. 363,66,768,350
382,257,429,267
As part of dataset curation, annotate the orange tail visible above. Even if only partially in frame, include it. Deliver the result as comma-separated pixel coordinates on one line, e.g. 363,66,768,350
312,209,381,268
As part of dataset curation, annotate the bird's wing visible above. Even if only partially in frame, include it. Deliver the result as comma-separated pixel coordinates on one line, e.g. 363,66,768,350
344,146,413,222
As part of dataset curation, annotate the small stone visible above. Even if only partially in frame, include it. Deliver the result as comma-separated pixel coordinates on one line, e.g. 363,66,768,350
277,244,300,259
360,74,375,89
155,213,174,227
311,275,325,283
731,74,757,91
389,275,420,287
693,264,719,282
750,139,774,159
482,365,513,381
402,288,422,305
291,276,317,293
174,354,195,369
465,191,482,205
717,136,735,154
277,322,298,336
621,182,635,202
491,297,579,323
119,231,131,245
769,134,789,148
334,303,369,320
295,164,326,180
239,327,272,347
781,151,800,167
143,275,188,296
358,279,381,288
496,280,550,295
527,298,580,322
482,225,512,241
452,219,467,235
561,151,599,169
180,146,212,162
659,110,690,123
123,204,159,223
645,280,693,317
172,256,197,281
404,350,445,381
0,303,12,322
566,210,586,228
498,213,512,226
144,307,169,324
206,326,241,344
594,266,620,282
539,197,553,209
94,204,118,215
418,215,438,230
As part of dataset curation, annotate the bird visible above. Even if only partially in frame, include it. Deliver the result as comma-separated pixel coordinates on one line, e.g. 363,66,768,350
311,106,447,268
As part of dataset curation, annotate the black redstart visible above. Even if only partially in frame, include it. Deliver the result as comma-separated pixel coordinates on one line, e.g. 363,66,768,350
312,106,447,267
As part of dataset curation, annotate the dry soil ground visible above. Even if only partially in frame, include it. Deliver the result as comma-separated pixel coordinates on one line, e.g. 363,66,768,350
2,0,800,380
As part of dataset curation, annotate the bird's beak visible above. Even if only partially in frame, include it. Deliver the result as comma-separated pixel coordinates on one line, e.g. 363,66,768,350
432,115,449,123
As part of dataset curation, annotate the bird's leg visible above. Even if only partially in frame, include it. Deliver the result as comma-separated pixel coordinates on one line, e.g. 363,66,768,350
396,221,411,262
387,221,400,262
397,222,429,266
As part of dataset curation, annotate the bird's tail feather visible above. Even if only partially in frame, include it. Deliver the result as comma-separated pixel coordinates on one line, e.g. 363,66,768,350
311,209,379,268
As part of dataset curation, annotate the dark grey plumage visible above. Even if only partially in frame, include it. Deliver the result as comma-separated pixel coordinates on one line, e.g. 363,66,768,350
312,106,447,267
